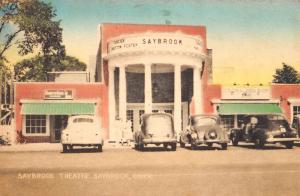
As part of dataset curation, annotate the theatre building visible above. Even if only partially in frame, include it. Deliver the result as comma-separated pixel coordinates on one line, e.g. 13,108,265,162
14,23,300,143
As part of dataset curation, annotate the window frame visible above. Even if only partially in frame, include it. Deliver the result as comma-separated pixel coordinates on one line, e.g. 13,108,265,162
22,115,50,136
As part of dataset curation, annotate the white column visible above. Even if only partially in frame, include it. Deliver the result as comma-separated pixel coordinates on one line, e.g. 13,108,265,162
174,64,182,133
109,66,116,140
234,115,238,128
194,66,203,114
119,65,127,122
144,63,152,113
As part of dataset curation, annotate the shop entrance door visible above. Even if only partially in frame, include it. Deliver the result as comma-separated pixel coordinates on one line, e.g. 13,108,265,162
50,115,68,142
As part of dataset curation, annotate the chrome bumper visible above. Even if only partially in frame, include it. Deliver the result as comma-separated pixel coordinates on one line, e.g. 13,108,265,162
194,139,229,144
266,137,300,143
142,138,177,144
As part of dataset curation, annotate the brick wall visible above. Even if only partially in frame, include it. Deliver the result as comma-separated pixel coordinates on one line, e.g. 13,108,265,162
15,83,109,142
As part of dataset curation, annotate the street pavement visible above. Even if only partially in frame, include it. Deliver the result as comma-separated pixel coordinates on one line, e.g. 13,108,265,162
1,143,300,196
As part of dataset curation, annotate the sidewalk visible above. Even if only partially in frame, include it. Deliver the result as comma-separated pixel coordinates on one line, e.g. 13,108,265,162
0,141,133,152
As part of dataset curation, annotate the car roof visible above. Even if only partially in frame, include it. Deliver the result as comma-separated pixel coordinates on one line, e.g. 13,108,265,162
141,112,173,119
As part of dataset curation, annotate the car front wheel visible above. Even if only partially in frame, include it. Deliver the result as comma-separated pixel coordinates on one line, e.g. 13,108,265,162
139,143,144,151
284,141,294,149
221,143,227,150
254,138,264,149
62,144,68,153
97,144,103,152
171,143,177,151
231,134,239,146
179,137,185,148
191,143,197,150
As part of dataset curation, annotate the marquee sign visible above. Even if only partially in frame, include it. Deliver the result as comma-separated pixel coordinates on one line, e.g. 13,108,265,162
222,87,271,100
44,90,73,100
108,33,204,56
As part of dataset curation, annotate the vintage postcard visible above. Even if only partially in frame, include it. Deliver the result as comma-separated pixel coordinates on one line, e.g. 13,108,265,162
1,0,300,195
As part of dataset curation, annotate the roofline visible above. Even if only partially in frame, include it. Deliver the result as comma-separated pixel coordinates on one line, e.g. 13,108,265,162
100,22,206,28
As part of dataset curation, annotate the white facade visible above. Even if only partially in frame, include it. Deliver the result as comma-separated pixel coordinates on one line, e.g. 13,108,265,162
106,32,207,140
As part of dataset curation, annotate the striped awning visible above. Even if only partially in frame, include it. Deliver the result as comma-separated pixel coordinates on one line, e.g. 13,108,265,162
21,102,95,115
218,103,282,115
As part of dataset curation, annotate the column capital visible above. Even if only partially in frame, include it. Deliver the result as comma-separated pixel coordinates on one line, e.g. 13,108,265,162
173,64,182,68
109,66,115,71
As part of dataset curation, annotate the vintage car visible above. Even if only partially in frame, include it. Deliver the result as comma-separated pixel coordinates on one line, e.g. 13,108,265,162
230,114,300,149
61,115,103,152
134,113,177,151
179,115,229,150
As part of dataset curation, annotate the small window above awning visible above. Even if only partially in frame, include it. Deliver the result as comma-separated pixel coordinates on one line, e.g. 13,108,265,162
21,102,95,115
217,103,282,115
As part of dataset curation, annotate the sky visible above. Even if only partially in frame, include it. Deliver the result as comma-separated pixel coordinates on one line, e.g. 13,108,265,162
6,0,300,85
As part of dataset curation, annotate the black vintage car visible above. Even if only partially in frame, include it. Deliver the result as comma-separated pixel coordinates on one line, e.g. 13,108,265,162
179,115,229,150
292,114,300,135
134,113,177,151
230,114,300,149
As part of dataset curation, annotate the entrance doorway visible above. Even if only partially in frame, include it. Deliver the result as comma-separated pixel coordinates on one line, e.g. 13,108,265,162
126,102,188,133
50,115,68,142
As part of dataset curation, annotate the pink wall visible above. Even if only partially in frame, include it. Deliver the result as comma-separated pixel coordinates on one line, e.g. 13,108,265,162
271,84,300,121
15,83,109,140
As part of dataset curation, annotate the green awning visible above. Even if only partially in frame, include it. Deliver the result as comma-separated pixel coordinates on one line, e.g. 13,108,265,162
218,103,282,115
21,102,95,115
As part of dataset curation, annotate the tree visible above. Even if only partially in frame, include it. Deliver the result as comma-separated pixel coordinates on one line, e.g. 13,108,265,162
0,0,65,63
14,55,87,82
272,63,300,84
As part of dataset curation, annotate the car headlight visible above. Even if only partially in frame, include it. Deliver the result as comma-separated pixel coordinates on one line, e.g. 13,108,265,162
208,130,218,139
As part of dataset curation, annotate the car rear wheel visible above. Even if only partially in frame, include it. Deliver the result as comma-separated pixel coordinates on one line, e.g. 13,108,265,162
163,143,168,149
231,134,239,146
191,143,197,150
134,143,139,149
62,144,68,153
97,144,103,152
221,143,227,150
68,145,73,152
171,143,177,151
139,143,144,151
284,141,294,149
254,138,264,149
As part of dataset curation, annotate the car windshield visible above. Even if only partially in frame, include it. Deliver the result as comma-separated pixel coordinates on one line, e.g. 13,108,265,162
145,115,173,135
191,116,217,126
246,115,290,130
73,118,93,123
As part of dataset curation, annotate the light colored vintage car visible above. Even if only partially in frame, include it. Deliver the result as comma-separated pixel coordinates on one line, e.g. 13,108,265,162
180,114,229,150
61,115,103,152
134,113,177,151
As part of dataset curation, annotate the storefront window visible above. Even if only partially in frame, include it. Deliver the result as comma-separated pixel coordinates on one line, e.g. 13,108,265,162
220,115,234,131
25,115,46,134
293,106,300,116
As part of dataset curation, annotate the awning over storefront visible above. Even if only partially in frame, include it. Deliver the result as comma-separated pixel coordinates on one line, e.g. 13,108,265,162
218,103,282,115
21,102,95,115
